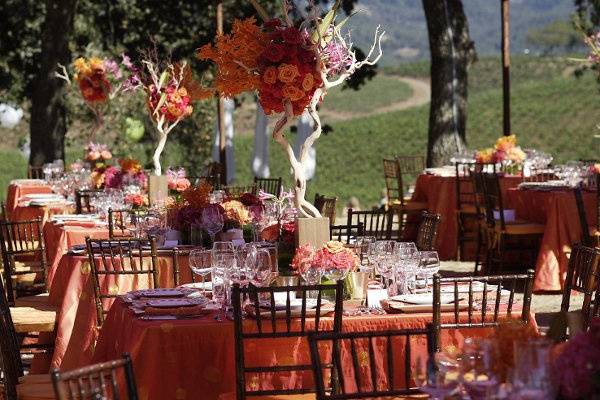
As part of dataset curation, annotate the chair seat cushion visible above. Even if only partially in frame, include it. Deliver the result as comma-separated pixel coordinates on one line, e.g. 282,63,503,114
496,220,545,235
10,306,56,333
16,382,55,400
15,293,51,309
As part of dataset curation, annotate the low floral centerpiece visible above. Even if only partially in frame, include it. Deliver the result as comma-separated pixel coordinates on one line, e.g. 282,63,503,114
166,167,192,196
197,0,384,219
475,134,526,174
291,240,359,282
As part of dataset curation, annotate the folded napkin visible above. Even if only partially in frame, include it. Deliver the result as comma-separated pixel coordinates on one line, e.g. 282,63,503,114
144,305,207,316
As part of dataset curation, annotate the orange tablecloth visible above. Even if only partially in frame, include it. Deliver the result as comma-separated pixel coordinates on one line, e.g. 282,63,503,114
5,182,53,220
11,203,71,224
93,298,534,400
506,188,596,291
47,253,192,370
43,221,109,288
411,174,522,260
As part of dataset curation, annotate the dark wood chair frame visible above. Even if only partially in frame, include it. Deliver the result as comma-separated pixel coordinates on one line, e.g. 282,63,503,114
314,193,337,225
560,244,600,334
223,184,258,197
346,209,394,241
51,353,139,400
27,165,44,180
0,217,48,305
85,237,160,327
432,270,534,352
231,281,344,399
574,186,594,248
75,189,104,214
415,211,441,251
253,177,283,197
455,162,479,261
330,222,364,244
308,325,435,399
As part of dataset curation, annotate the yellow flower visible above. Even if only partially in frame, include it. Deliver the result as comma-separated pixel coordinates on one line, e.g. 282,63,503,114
263,67,277,85
222,200,251,225
302,73,314,92
73,57,91,76
278,64,299,83
325,241,345,254
118,158,142,174
282,84,305,101
475,148,494,163
495,134,517,152
89,57,104,71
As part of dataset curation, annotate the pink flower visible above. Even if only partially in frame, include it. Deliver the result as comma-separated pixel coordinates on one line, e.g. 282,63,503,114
100,150,112,160
291,244,315,273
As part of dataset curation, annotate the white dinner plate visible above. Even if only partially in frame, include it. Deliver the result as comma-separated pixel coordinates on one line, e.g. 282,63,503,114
146,298,208,308
389,293,455,305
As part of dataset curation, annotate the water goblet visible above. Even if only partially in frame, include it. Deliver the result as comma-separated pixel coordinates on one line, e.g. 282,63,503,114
189,249,212,296
250,249,273,287
417,251,440,289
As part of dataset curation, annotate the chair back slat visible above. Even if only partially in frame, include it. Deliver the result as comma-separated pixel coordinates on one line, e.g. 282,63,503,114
383,158,404,205
51,353,139,400
416,212,441,251
27,165,44,179
346,209,393,240
108,208,142,239
232,282,343,398
223,184,257,198
0,217,48,304
481,172,507,230
455,162,476,211
0,271,25,399
308,326,435,399
254,177,283,197
432,270,534,351
86,237,160,327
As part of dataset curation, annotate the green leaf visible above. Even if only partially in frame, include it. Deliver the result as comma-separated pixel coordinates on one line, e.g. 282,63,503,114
311,0,341,45
157,71,169,90
154,92,168,114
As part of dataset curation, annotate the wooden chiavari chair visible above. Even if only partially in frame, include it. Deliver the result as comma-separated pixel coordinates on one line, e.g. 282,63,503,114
455,162,479,260
346,209,394,240
557,244,600,337
1,202,8,221
522,167,556,183
574,186,595,248
330,222,364,244
481,172,543,273
314,193,337,225
107,208,139,239
432,270,534,352
415,212,441,251
230,281,343,399
308,325,435,399
75,189,104,214
0,218,49,304
27,165,44,180
51,354,138,400
254,176,283,197
85,237,162,327
223,184,258,198
0,272,57,399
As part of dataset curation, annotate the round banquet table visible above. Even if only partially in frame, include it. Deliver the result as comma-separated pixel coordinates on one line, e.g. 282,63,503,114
505,188,597,291
44,252,192,371
11,202,72,225
5,181,53,220
411,173,523,260
92,298,533,400
43,220,110,288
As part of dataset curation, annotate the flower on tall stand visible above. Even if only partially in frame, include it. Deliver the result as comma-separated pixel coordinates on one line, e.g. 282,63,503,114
197,0,385,218
56,56,129,141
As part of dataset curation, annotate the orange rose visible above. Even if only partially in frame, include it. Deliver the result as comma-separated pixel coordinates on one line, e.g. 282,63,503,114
263,67,277,84
302,74,314,92
282,85,305,101
278,64,299,83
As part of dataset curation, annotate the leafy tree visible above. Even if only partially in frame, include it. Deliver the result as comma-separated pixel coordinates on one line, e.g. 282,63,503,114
526,19,581,54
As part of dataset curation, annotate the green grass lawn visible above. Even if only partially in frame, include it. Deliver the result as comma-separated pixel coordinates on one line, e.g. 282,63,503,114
320,74,412,114
0,150,28,202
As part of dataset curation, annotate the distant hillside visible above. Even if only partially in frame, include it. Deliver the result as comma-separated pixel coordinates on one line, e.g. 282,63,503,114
342,0,576,64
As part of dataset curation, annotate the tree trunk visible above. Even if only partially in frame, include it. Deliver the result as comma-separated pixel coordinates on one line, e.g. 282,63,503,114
422,0,476,167
29,0,78,167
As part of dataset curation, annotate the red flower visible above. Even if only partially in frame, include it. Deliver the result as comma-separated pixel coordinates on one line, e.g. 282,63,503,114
264,18,281,30
262,43,286,62
282,27,302,44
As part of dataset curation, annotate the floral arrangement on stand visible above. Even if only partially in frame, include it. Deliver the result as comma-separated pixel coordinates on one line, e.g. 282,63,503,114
475,134,526,174
56,56,130,141
121,52,207,176
291,240,359,282
552,318,600,399
197,0,384,218
85,142,112,170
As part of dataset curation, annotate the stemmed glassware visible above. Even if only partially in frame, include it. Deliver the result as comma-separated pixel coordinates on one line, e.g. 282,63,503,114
355,236,376,273
202,206,224,244
509,339,555,399
250,249,273,287
460,338,501,400
417,251,440,289
416,352,461,400
189,249,212,296
395,242,420,294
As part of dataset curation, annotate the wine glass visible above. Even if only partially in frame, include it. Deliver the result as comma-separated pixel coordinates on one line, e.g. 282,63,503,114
355,236,376,272
189,249,212,296
212,241,235,261
395,242,420,293
418,251,440,289
250,249,273,287
211,265,227,322
510,339,556,399
416,352,461,399
202,206,224,243
373,241,395,288
460,338,501,400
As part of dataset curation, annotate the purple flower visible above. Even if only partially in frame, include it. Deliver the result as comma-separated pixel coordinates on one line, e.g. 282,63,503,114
103,59,122,80
176,206,203,230
103,167,123,189
323,41,353,75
